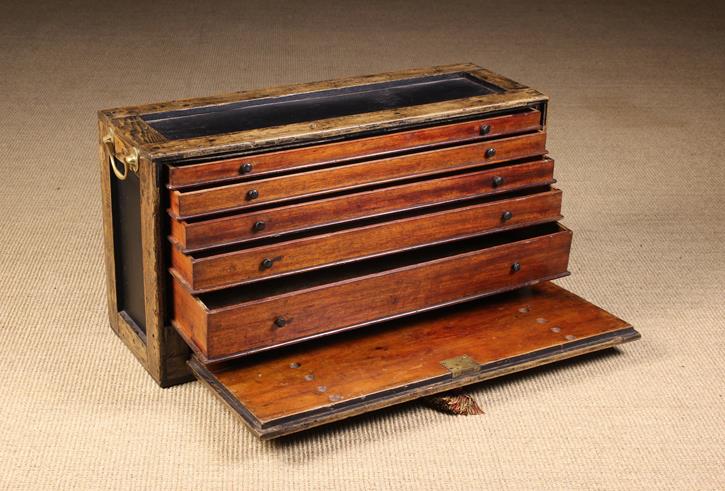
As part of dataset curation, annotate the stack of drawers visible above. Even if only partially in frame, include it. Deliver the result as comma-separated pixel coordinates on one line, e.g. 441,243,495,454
99,64,638,439
167,109,570,363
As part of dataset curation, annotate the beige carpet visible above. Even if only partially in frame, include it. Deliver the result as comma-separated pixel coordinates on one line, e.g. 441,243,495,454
1,0,723,488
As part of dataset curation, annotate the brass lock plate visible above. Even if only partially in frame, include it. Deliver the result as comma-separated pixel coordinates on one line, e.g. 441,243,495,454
440,355,480,377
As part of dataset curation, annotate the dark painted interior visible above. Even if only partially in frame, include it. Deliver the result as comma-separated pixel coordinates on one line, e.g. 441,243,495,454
142,72,503,140
111,166,146,332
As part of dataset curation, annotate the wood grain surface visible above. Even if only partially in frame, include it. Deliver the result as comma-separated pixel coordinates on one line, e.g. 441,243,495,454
169,132,547,218
170,158,556,251
171,188,563,292
172,224,572,362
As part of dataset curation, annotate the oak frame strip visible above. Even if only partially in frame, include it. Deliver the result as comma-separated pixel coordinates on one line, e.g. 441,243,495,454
99,120,193,387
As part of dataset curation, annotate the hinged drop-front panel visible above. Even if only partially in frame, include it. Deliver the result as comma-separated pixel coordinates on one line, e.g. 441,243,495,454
190,283,639,440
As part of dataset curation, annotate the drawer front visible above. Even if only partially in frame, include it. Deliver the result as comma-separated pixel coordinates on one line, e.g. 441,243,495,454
172,189,563,292
167,109,542,188
169,131,547,218
173,225,572,362
171,158,555,251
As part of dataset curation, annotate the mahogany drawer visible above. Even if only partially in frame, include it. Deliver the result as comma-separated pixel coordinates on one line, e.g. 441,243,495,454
171,223,572,363
166,108,542,188
169,131,547,218
170,158,555,251
171,187,563,292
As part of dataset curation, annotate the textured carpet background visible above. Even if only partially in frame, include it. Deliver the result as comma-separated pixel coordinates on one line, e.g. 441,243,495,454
1,0,723,489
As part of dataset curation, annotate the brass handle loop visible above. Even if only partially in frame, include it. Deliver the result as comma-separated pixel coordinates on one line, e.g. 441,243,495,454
104,133,139,181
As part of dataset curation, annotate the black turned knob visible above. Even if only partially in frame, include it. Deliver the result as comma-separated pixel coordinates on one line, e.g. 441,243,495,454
246,189,259,200
511,262,521,273
492,175,504,187
252,220,266,232
485,147,496,159
501,210,513,222
479,124,491,136
274,316,287,328
239,162,253,174
261,258,274,269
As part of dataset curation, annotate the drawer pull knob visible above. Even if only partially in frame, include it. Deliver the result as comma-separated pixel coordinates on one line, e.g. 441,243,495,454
501,210,513,222
492,175,504,187
239,162,253,174
261,258,274,269
480,124,491,135
511,262,521,273
485,147,496,159
252,220,266,232
274,316,287,328
246,189,259,200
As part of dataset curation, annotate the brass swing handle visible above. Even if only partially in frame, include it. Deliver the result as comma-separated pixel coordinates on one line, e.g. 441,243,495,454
103,133,139,180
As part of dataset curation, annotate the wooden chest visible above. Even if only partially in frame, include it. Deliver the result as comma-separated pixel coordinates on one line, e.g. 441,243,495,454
98,63,639,439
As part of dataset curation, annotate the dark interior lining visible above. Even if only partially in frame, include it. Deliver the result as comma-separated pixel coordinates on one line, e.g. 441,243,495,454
201,222,563,309
111,168,146,332
143,73,503,140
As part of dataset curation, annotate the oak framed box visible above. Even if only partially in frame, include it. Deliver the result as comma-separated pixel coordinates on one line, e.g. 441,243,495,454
99,63,639,437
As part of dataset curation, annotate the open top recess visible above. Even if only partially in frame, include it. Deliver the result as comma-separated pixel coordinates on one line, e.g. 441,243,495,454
142,73,503,140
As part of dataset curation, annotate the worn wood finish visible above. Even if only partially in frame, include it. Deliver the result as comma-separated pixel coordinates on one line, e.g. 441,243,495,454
189,282,639,439
138,159,192,385
149,88,545,161
100,64,546,161
100,119,150,371
172,188,563,292
172,224,572,362
99,119,193,387
166,109,542,188
171,158,556,251
99,119,120,332
104,64,519,120
169,132,547,218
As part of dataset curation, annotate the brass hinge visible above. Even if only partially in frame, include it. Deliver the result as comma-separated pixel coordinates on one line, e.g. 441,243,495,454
103,130,139,180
